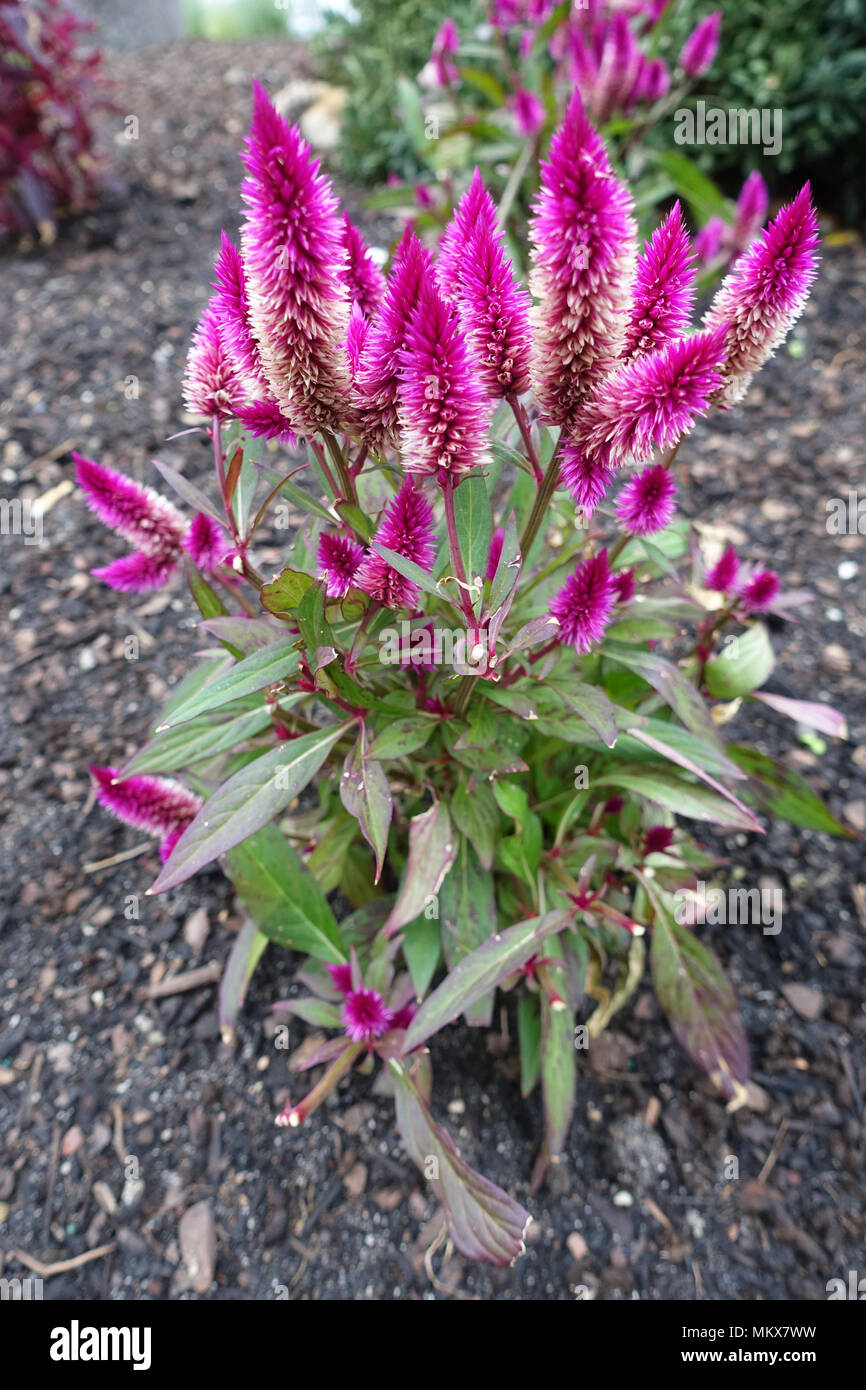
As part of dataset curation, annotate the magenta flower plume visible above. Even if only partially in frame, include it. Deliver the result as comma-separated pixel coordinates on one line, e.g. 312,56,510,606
184,512,230,572
183,298,246,420
615,463,677,535
572,325,727,477
739,569,780,613
240,81,352,435
705,544,739,592
529,92,637,426
317,531,364,598
733,171,768,250
679,10,721,78
694,216,725,265
511,87,545,137
549,548,617,654
705,186,819,407
76,453,186,591
437,168,497,305
90,766,202,862
355,481,436,610
327,963,353,995
621,202,696,359
559,441,614,514
644,825,675,855
345,301,369,384
457,193,532,399
342,987,393,1044
341,214,386,318
399,277,490,479
356,227,434,450
612,568,636,604
431,18,459,87
212,231,265,385
234,394,298,446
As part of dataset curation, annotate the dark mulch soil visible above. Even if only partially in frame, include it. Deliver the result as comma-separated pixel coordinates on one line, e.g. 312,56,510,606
1,39,864,1301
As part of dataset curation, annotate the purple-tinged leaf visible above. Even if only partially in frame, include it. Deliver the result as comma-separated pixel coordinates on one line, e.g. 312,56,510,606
367,716,437,760
340,735,393,883
646,884,749,1100
751,692,848,740
278,997,343,1028
157,639,300,729
122,705,273,777
151,457,224,525
627,726,756,824
218,918,268,1046
450,780,499,870
151,722,350,892
727,743,857,839
604,641,724,750
199,616,281,654
439,837,496,1025
504,614,560,654
402,909,571,1053
593,766,762,832
389,1057,531,1266
385,800,457,936
544,678,618,747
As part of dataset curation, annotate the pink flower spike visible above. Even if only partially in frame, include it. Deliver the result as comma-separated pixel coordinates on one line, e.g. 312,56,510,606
399,277,490,479
739,569,780,613
327,963,353,995
733,171,769,249
240,81,352,435
345,301,369,384
612,568,636,604
511,87,545,137
212,231,265,385
679,10,721,79
90,766,202,842
183,297,247,420
694,216,725,265
431,18,460,87
644,825,675,855
341,214,386,318
91,550,181,593
234,396,298,446
341,988,393,1044
705,185,819,406
356,227,434,450
184,512,230,572
529,92,637,426
615,463,677,535
573,325,727,476
549,548,617,654
355,481,436,610
75,453,186,556
704,544,739,592
621,202,696,359
458,199,533,399
559,441,613,516
486,525,504,581
437,167,497,305
317,531,365,599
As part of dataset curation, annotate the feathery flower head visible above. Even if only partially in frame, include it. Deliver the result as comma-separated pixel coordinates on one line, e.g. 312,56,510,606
342,987,393,1043
739,569,780,612
631,56,669,105
76,453,186,591
679,10,721,78
431,18,460,87
341,213,386,318
183,297,247,420
549,548,617,654
615,463,677,535
327,962,353,995
705,185,819,407
621,202,696,359
437,168,497,305
612,568,636,604
345,300,369,384
458,195,533,399
355,481,436,610
212,230,265,385
511,87,545,137
559,441,614,515
694,216,725,265
486,525,504,581
356,227,434,450
184,512,231,572
234,394,298,446
240,81,352,435
317,531,365,599
704,543,739,592
90,766,202,862
644,825,675,855
529,92,637,426
399,277,490,479
733,170,769,250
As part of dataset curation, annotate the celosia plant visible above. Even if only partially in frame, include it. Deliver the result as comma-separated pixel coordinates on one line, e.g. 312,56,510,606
81,85,851,1266
0,0,109,241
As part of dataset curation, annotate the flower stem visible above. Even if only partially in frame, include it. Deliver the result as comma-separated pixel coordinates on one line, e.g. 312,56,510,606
275,1041,363,1129
520,443,561,558
442,473,477,624
507,393,543,483
212,416,237,542
322,429,358,507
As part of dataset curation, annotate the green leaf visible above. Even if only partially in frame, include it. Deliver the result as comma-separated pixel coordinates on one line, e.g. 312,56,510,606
518,994,541,1098
439,837,497,1026
539,949,575,1161
389,1058,530,1266
402,916,443,999
651,149,729,224
453,472,492,596
592,767,761,831
340,735,392,882
705,624,775,699
187,566,230,626
370,543,449,604
123,705,273,775
260,567,315,618
402,909,571,1053
648,886,748,1099
367,716,437,760
726,744,857,838
218,918,268,1044
158,640,300,729
385,800,457,936
151,722,350,892
604,642,723,749
151,457,223,525
543,678,618,747
450,780,499,871
224,823,346,963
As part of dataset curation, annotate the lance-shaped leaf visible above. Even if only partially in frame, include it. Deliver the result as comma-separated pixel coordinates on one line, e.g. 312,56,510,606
504,614,561,655
385,800,457,936
750,692,848,740
123,704,274,776
647,886,748,1100
625,726,755,824
340,735,393,883
439,837,497,1025
450,780,499,870
224,823,347,963
402,908,571,1052
727,743,857,838
704,623,775,699
389,1058,530,1266
604,641,723,750
539,947,575,1164
453,472,492,596
156,639,300,729
151,457,224,525
218,918,269,1045
367,716,437,760
592,767,762,832
151,722,350,892
200,616,283,654
518,993,541,1098
543,678,618,747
